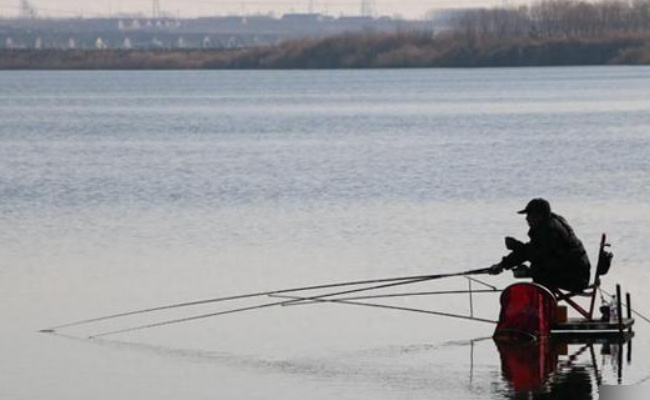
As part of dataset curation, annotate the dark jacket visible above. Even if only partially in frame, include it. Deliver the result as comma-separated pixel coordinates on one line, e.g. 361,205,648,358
502,213,591,292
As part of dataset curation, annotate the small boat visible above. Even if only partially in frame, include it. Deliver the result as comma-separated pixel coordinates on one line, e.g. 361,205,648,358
494,234,635,341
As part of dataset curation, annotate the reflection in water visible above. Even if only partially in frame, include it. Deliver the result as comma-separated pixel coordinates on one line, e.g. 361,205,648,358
47,330,638,400
495,335,633,400
48,332,494,393
495,339,559,394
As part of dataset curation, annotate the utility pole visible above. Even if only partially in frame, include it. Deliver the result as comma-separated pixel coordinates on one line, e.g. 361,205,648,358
152,0,161,19
360,0,375,17
19,0,37,19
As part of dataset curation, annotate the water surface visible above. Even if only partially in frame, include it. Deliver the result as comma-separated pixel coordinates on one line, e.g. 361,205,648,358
1,68,650,399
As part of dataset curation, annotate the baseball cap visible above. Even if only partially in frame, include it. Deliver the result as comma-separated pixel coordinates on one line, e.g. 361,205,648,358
517,198,551,216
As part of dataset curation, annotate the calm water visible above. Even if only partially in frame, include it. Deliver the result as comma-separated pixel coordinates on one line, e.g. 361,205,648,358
1,68,650,399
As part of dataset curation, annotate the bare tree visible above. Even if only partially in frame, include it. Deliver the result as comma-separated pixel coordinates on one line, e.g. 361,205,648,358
450,0,650,40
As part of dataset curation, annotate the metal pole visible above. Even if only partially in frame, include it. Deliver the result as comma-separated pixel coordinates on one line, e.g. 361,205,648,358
628,337,633,365
626,292,633,337
616,284,623,333
469,279,474,318
470,340,474,385
589,344,602,387
618,341,623,384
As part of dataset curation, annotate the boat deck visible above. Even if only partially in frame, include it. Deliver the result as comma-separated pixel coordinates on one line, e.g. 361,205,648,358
552,330,635,344
552,318,635,334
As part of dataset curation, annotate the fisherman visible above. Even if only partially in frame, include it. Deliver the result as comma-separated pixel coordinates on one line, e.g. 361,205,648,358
489,198,591,292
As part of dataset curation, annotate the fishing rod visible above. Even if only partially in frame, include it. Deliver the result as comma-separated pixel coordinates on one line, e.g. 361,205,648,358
281,288,502,305
86,267,493,338
42,266,492,333
88,276,438,338
270,294,498,324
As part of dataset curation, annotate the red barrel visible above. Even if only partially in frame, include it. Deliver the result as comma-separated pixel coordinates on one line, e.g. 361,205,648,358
494,283,557,341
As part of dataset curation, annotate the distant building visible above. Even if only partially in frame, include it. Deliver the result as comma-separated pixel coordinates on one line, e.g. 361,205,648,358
95,37,107,49
151,37,164,48
0,13,431,50
281,13,324,23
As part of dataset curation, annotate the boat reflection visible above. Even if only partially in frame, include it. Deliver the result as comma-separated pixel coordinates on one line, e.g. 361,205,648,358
494,333,633,399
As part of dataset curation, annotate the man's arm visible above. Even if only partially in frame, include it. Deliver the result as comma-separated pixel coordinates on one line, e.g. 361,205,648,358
489,237,530,275
500,240,531,269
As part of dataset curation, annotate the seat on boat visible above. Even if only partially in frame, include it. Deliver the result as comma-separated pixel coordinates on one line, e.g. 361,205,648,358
550,233,613,321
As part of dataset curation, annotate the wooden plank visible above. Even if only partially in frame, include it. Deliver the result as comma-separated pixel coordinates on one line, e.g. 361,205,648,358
552,331,635,343
552,317,635,332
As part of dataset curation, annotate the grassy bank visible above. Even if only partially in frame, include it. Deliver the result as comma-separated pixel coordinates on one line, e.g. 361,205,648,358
2,32,650,70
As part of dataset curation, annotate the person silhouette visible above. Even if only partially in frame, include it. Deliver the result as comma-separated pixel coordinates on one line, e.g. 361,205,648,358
490,198,591,292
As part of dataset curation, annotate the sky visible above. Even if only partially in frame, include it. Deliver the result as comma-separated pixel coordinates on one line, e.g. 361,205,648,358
0,0,516,19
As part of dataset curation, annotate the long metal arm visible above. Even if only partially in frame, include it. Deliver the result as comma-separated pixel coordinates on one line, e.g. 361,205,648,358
270,294,497,324
43,267,492,333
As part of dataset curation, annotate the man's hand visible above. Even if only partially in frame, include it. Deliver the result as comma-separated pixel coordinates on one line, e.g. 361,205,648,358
505,236,524,251
489,263,504,275
512,264,531,278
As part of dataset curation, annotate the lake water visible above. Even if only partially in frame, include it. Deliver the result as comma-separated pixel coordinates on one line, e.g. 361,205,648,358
1,68,650,399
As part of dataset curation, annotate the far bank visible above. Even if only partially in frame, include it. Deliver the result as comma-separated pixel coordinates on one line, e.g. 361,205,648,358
1,32,650,70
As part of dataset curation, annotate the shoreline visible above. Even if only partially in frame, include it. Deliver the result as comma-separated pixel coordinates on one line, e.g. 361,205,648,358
2,32,650,70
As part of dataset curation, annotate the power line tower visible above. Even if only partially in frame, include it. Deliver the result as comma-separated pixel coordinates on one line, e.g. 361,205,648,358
19,0,37,19
360,0,375,17
152,0,161,19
